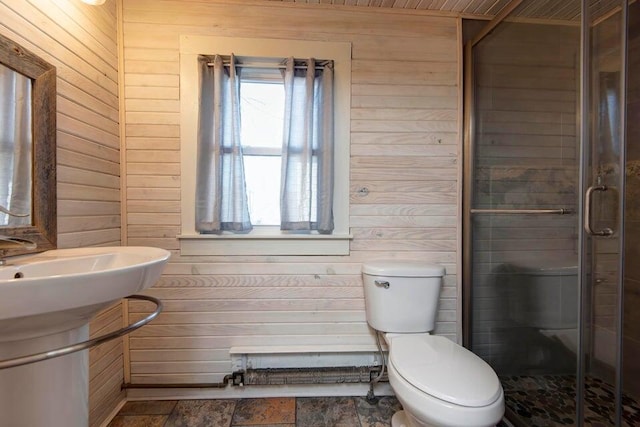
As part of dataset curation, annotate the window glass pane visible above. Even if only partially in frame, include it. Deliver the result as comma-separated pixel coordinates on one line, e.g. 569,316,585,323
241,81,284,149
241,78,284,226
244,155,281,225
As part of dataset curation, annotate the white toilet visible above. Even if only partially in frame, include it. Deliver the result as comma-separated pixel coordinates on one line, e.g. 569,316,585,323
362,261,505,427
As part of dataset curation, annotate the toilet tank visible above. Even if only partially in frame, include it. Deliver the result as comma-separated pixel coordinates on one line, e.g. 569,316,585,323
362,261,446,333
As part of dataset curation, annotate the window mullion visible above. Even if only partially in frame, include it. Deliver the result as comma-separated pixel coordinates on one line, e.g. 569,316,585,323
242,146,282,156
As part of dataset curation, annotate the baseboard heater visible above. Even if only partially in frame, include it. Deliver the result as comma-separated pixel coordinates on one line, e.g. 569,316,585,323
239,366,386,386
124,345,388,390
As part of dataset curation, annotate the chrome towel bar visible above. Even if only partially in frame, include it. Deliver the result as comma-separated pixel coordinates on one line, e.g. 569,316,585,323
470,208,574,215
0,294,162,370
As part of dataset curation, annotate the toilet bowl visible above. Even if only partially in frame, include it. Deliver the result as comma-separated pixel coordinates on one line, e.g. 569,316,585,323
362,261,505,427
385,333,504,427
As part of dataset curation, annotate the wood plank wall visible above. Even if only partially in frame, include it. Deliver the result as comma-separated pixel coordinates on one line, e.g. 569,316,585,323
0,0,122,425
469,22,580,368
121,0,461,387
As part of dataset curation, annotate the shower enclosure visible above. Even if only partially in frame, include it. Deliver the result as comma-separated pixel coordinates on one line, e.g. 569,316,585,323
463,0,638,425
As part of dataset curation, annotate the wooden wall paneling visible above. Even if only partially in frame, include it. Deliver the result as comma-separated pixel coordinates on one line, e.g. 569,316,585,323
0,0,124,424
122,0,459,387
89,300,125,427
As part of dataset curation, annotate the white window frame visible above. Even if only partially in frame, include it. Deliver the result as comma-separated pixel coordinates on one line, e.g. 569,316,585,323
179,35,352,255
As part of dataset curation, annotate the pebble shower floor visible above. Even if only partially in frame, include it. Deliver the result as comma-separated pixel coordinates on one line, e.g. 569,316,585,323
501,375,640,426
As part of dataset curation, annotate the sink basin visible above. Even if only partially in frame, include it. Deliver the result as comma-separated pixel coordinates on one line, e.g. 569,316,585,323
0,246,170,342
0,246,170,427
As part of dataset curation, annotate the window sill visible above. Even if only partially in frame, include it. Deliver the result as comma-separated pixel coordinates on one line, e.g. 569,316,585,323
178,233,352,256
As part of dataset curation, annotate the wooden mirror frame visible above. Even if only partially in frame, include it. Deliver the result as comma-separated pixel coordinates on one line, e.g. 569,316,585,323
0,32,56,256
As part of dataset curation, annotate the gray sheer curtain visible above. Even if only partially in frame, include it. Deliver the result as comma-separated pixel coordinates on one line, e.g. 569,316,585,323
0,64,32,226
280,57,334,233
195,54,252,232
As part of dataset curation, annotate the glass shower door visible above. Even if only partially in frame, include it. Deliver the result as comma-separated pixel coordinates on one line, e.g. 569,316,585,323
464,16,582,425
464,1,634,425
579,0,627,424
622,0,640,417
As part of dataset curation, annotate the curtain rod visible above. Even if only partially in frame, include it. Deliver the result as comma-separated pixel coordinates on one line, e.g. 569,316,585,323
206,61,331,70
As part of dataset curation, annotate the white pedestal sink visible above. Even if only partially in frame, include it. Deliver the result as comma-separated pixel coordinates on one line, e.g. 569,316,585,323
0,246,170,427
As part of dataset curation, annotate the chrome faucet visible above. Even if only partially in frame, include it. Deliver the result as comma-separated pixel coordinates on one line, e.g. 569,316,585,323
0,235,37,265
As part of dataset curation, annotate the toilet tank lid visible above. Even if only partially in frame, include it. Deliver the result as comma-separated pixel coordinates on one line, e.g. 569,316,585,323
362,261,446,277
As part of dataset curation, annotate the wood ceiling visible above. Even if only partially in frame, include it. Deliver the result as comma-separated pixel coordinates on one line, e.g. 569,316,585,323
265,0,622,22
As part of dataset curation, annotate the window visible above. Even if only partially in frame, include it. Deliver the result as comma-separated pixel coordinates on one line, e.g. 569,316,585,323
179,36,351,255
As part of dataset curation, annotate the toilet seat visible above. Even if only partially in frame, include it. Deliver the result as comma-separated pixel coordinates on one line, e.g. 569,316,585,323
388,334,502,407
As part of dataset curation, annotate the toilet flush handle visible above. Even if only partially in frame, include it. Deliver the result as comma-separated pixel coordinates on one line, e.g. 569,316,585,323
374,280,390,289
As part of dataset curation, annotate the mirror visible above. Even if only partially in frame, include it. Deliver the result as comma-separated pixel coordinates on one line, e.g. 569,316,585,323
0,32,56,257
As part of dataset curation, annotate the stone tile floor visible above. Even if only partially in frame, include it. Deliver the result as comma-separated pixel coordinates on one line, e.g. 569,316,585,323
108,396,402,427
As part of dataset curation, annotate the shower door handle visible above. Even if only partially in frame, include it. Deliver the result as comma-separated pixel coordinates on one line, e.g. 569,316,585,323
584,185,614,237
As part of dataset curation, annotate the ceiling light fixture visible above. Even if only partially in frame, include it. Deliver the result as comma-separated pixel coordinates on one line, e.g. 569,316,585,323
81,0,106,5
